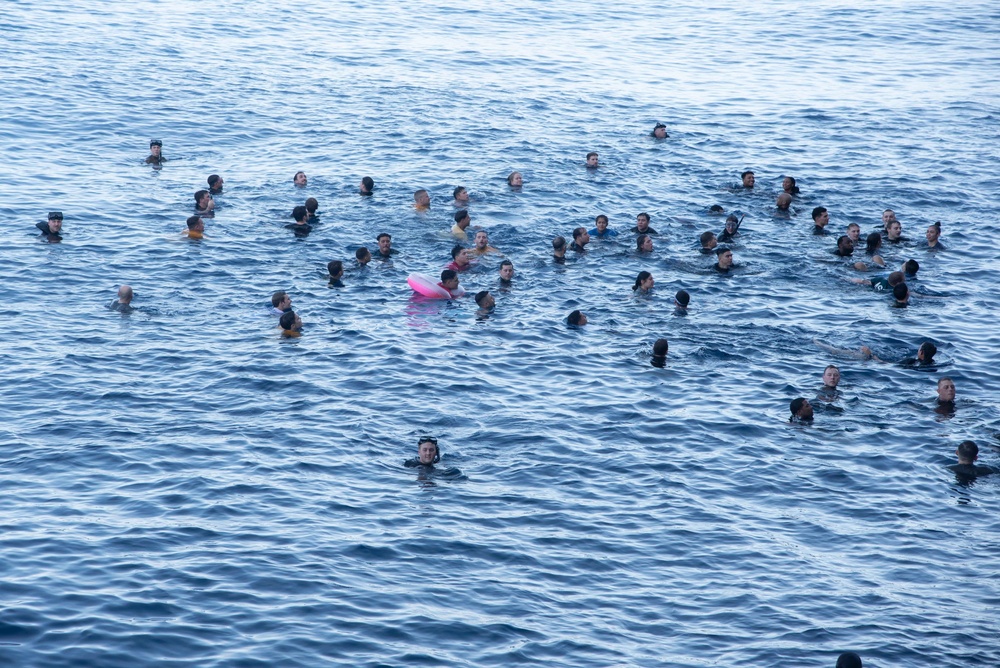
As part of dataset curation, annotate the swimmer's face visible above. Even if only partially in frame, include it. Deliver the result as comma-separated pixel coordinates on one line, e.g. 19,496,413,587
823,367,840,387
926,225,939,242
48,217,62,233
586,154,599,167
887,221,901,240
499,264,514,281
455,249,470,266
839,238,853,254
719,250,733,268
279,295,291,311
579,313,588,325
509,172,522,187
798,399,813,420
442,276,460,290
291,314,302,331
479,293,495,310
378,236,391,253
882,209,896,226
415,192,430,207
578,230,590,245
192,219,205,233
641,275,654,290
595,218,608,232
474,231,488,249
358,252,370,265
704,234,717,250
640,237,654,253
294,172,307,187
782,177,793,192
150,145,161,157
636,214,650,230
742,172,755,188
418,441,437,465
455,189,468,203
937,379,955,402
653,126,667,139
847,225,860,242
815,210,829,226
198,193,213,209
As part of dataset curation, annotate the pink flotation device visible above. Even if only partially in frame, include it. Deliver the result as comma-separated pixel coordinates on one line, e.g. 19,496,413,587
407,273,464,299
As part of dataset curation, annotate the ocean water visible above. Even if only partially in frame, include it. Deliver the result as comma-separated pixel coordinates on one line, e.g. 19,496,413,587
1,1,999,666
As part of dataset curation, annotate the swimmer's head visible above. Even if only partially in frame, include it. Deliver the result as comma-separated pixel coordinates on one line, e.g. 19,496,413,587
567,310,587,326
633,270,653,291
585,152,599,167
917,341,937,362
782,176,798,194
700,230,717,249
636,212,651,229
823,364,840,388
279,309,300,331
937,376,955,403
926,221,941,243
709,205,725,214
956,440,978,464
292,205,309,223
675,289,690,308
414,189,430,207
637,234,653,253
47,211,63,232
440,269,459,290
552,236,566,252
847,223,861,242
741,170,755,188
595,214,609,232
453,186,468,202
118,284,133,304
149,139,162,148
903,258,919,277
293,171,307,187
305,197,319,214
507,171,523,187
454,209,470,226
499,259,514,281
866,232,882,254
812,206,829,226
790,397,813,421
451,244,468,265
882,209,896,226
776,193,792,210
887,271,905,287
271,290,290,310
724,214,739,231
651,123,668,139
836,652,863,668
474,290,495,309
417,436,440,464
652,338,669,357
327,260,344,280
474,230,489,249
572,227,589,244
887,220,902,240
186,215,204,232
892,282,909,304
360,176,374,194
377,233,392,254
195,190,212,209
355,247,371,263
716,246,733,268
207,174,223,191
836,235,854,255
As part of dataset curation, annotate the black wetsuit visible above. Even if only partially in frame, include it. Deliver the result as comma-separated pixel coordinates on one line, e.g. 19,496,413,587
553,255,566,264
949,463,998,479
373,249,398,260
36,221,62,240
718,230,736,243
404,458,434,469
631,226,658,234
813,225,829,236
714,263,734,274
145,155,166,165
285,223,312,237
569,242,587,253
328,279,345,288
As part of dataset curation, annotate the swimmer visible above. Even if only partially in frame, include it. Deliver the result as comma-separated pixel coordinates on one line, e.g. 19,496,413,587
713,247,735,273
474,290,495,311
949,440,998,480
36,211,63,240
279,310,302,337
861,340,937,366
405,436,440,468
741,170,755,189
184,215,205,239
498,259,514,285
360,176,374,195
651,338,668,367
836,652,863,668
414,189,430,210
590,214,618,238
902,258,919,279
699,230,718,253
925,221,944,249
569,227,590,252
355,247,371,267
507,171,523,188
108,285,134,314
438,269,462,297
718,214,740,242
567,310,587,326
293,171,307,187
822,364,840,389
935,377,955,415
834,235,854,257
286,205,312,237
374,232,398,259
674,289,690,313
812,206,830,235
636,234,654,254
857,232,886,269
327,260,345,287
651,123,668,139
709,205,725,214
194,190,215,216
585,151,599,168
453,186,469,206
846,223,861,245
271,290,292,315
145,139,165,165
469,230,499,256
452,210,470,239
881,208,897,231
632,212,657,235
776,193,792,211
446,245,471,272
207,174,224,195
848,269,904,292
633,270,654,294
305,197,319,223
552,236,567,263
789,397,813,423
886,219,906,243
782,176,800,195
892,282,909,307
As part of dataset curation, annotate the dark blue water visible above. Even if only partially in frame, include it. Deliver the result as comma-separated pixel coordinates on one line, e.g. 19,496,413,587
2,2,999,666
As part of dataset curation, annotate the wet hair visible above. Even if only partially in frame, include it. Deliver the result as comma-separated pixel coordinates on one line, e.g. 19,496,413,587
194,189,210,205
185,215,202,230
776,193,792,209
637,212,650,224
652,338,669,356
937,376,953,388
636,234,651,251
552,236,566,250
149,139,162,148
292,205,308,223
572,227,587,241
361,176,374,192
783,176,800,194
453,186,466,199
892,283,909,301
865,232,882,254
417,437,441,463
454,209,469,223
836,652,863,668
595,214,609,225
903,259,919,276
451,244,465,260
440,269,458,282
633,271,652,290
279,310,296,330
811,206,827,222
675,289,690,307
474,290,491,307
327,260,343,277
355,247,370,261
931,221,941,232
790,397,807,417
847,223,861,232
413,188,428,201
506,171,521,185
271,291,288,308
835,235,853,255
293,171,306,182
567,310,585,326
207,174,221,188
586,152,598,160
48,211,64,220
887,271,905,287
956,440,978,461
700,231,716,246
918,341,937,361
709,205,725,213
825,364,839,374
499,259,513,271
305,197,319,214
715,246,731,256
119,285,133,301
376,232,391,242
741,170,754,179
